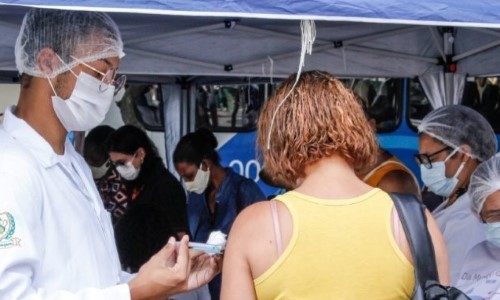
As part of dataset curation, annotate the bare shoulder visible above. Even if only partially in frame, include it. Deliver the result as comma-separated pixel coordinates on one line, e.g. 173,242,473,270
379,170,420,197
231,201,274,239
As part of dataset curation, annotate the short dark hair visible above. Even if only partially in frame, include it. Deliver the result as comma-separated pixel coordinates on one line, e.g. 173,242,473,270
83,125,115,166
173,127,220,166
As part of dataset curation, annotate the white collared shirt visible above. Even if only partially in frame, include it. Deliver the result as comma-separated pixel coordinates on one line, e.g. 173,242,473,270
0,106,130,299
433,192,486,285
457,241,500,299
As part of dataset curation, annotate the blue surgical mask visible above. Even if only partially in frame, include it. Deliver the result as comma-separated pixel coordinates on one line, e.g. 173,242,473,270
486,223,500,248
420,148,465,197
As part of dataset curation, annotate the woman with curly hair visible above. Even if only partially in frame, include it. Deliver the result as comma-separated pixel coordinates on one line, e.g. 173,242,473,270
221,70,449,299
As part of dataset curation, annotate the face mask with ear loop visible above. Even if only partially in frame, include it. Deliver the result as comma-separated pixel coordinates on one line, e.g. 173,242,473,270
90,160,110,179
185,163,211,194
115,152,141,181
420,147,467,197
47,57,115,132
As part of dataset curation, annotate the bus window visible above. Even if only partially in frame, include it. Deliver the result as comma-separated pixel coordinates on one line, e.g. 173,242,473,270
463,77,500,132
119,83,164,131
195,83,272,132
408,78,432,129
342,77,403,133
408,77,500,133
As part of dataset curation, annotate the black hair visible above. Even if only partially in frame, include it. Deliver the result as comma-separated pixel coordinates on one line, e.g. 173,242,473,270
173,127,220,166
107,125,160,182
83,125,115,165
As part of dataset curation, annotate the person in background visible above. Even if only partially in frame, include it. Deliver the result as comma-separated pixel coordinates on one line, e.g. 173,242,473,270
83,125,129,225
174,127,266,300
221,70,449,299
456,156,500,298
0,8,218,299
107,124,189,273
356,96,421,197
416,104,497,285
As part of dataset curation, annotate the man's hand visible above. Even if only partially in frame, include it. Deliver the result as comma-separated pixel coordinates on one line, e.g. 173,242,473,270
128,235,221,300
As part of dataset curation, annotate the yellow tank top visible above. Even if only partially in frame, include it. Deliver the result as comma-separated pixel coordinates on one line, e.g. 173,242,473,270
254,189,414,299
363,156,419,188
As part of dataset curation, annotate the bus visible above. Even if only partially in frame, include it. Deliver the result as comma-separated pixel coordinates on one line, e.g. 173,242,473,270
2,76,499,197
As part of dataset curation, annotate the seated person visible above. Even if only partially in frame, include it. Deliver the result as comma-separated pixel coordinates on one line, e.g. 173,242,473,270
456,156,500,298
83,125,129,225
356,98,420,197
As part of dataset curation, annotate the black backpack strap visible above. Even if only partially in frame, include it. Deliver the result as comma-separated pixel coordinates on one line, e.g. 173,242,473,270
389,192,439,298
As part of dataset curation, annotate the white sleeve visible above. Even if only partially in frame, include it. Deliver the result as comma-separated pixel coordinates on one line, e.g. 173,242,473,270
0,168,131,300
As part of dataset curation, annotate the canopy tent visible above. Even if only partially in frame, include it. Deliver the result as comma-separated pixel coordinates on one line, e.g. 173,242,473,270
1,1,500,106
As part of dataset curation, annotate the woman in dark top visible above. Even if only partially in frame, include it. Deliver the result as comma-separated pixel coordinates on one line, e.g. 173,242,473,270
173,127,265,300
107,124,188,272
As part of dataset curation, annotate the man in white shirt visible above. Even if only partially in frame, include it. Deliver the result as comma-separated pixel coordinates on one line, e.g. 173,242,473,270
0,8,218,300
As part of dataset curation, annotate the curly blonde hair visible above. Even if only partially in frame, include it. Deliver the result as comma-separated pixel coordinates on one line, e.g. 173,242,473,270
257,70,377,186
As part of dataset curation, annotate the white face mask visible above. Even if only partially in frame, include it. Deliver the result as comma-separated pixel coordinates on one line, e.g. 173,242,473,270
90,160,110,179
116,153,141,181
420,148,465,197
185,163,210,194
486,222,500,248
49,71,115,132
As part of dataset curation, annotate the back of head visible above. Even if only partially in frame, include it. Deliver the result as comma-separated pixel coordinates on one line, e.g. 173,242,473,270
108,125,158,158
173,127,220,166
418,105,497,161
469,156,500,215
15,8,124,78
257,70,378,185
83,125,115,165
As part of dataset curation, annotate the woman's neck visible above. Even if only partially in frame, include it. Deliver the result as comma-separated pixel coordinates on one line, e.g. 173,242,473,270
210,165,226,190
295,156,373,199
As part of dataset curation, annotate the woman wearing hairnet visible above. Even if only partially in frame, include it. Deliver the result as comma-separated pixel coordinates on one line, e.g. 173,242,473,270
416,104,498,285
455,156,500,298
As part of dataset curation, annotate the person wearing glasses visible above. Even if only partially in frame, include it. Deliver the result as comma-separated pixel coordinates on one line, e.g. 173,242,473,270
107,125,189,272
455,156,500,298
415,104,498,285
0,8,219,300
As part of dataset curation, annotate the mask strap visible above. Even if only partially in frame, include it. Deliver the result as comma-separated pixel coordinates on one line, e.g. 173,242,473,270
444,147,460,162
55,54,77,78
46,76,58,97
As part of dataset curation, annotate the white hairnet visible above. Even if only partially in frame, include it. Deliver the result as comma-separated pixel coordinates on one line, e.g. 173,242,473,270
15,8,124,78
469,156,500,215
418,105,497,161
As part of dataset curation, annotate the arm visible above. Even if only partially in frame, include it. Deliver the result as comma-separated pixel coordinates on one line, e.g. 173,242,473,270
221,205,259,300
161,172,189,238
378,170,421,199
425,209,450,286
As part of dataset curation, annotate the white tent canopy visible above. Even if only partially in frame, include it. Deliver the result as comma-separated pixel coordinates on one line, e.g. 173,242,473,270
1,1,500,106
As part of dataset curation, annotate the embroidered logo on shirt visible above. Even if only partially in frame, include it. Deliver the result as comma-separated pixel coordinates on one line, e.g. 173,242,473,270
0,212,21,249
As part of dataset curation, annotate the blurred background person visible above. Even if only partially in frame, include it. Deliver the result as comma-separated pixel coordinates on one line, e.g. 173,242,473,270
173,127,266,300
83,125,129,225
416,104,497,285
108,124,188,273
221,71,448,299
456,156,500,298
356,98,420,197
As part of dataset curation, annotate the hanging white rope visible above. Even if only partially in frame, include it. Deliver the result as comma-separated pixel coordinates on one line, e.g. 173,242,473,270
266,19,316,150
268,56,274,84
